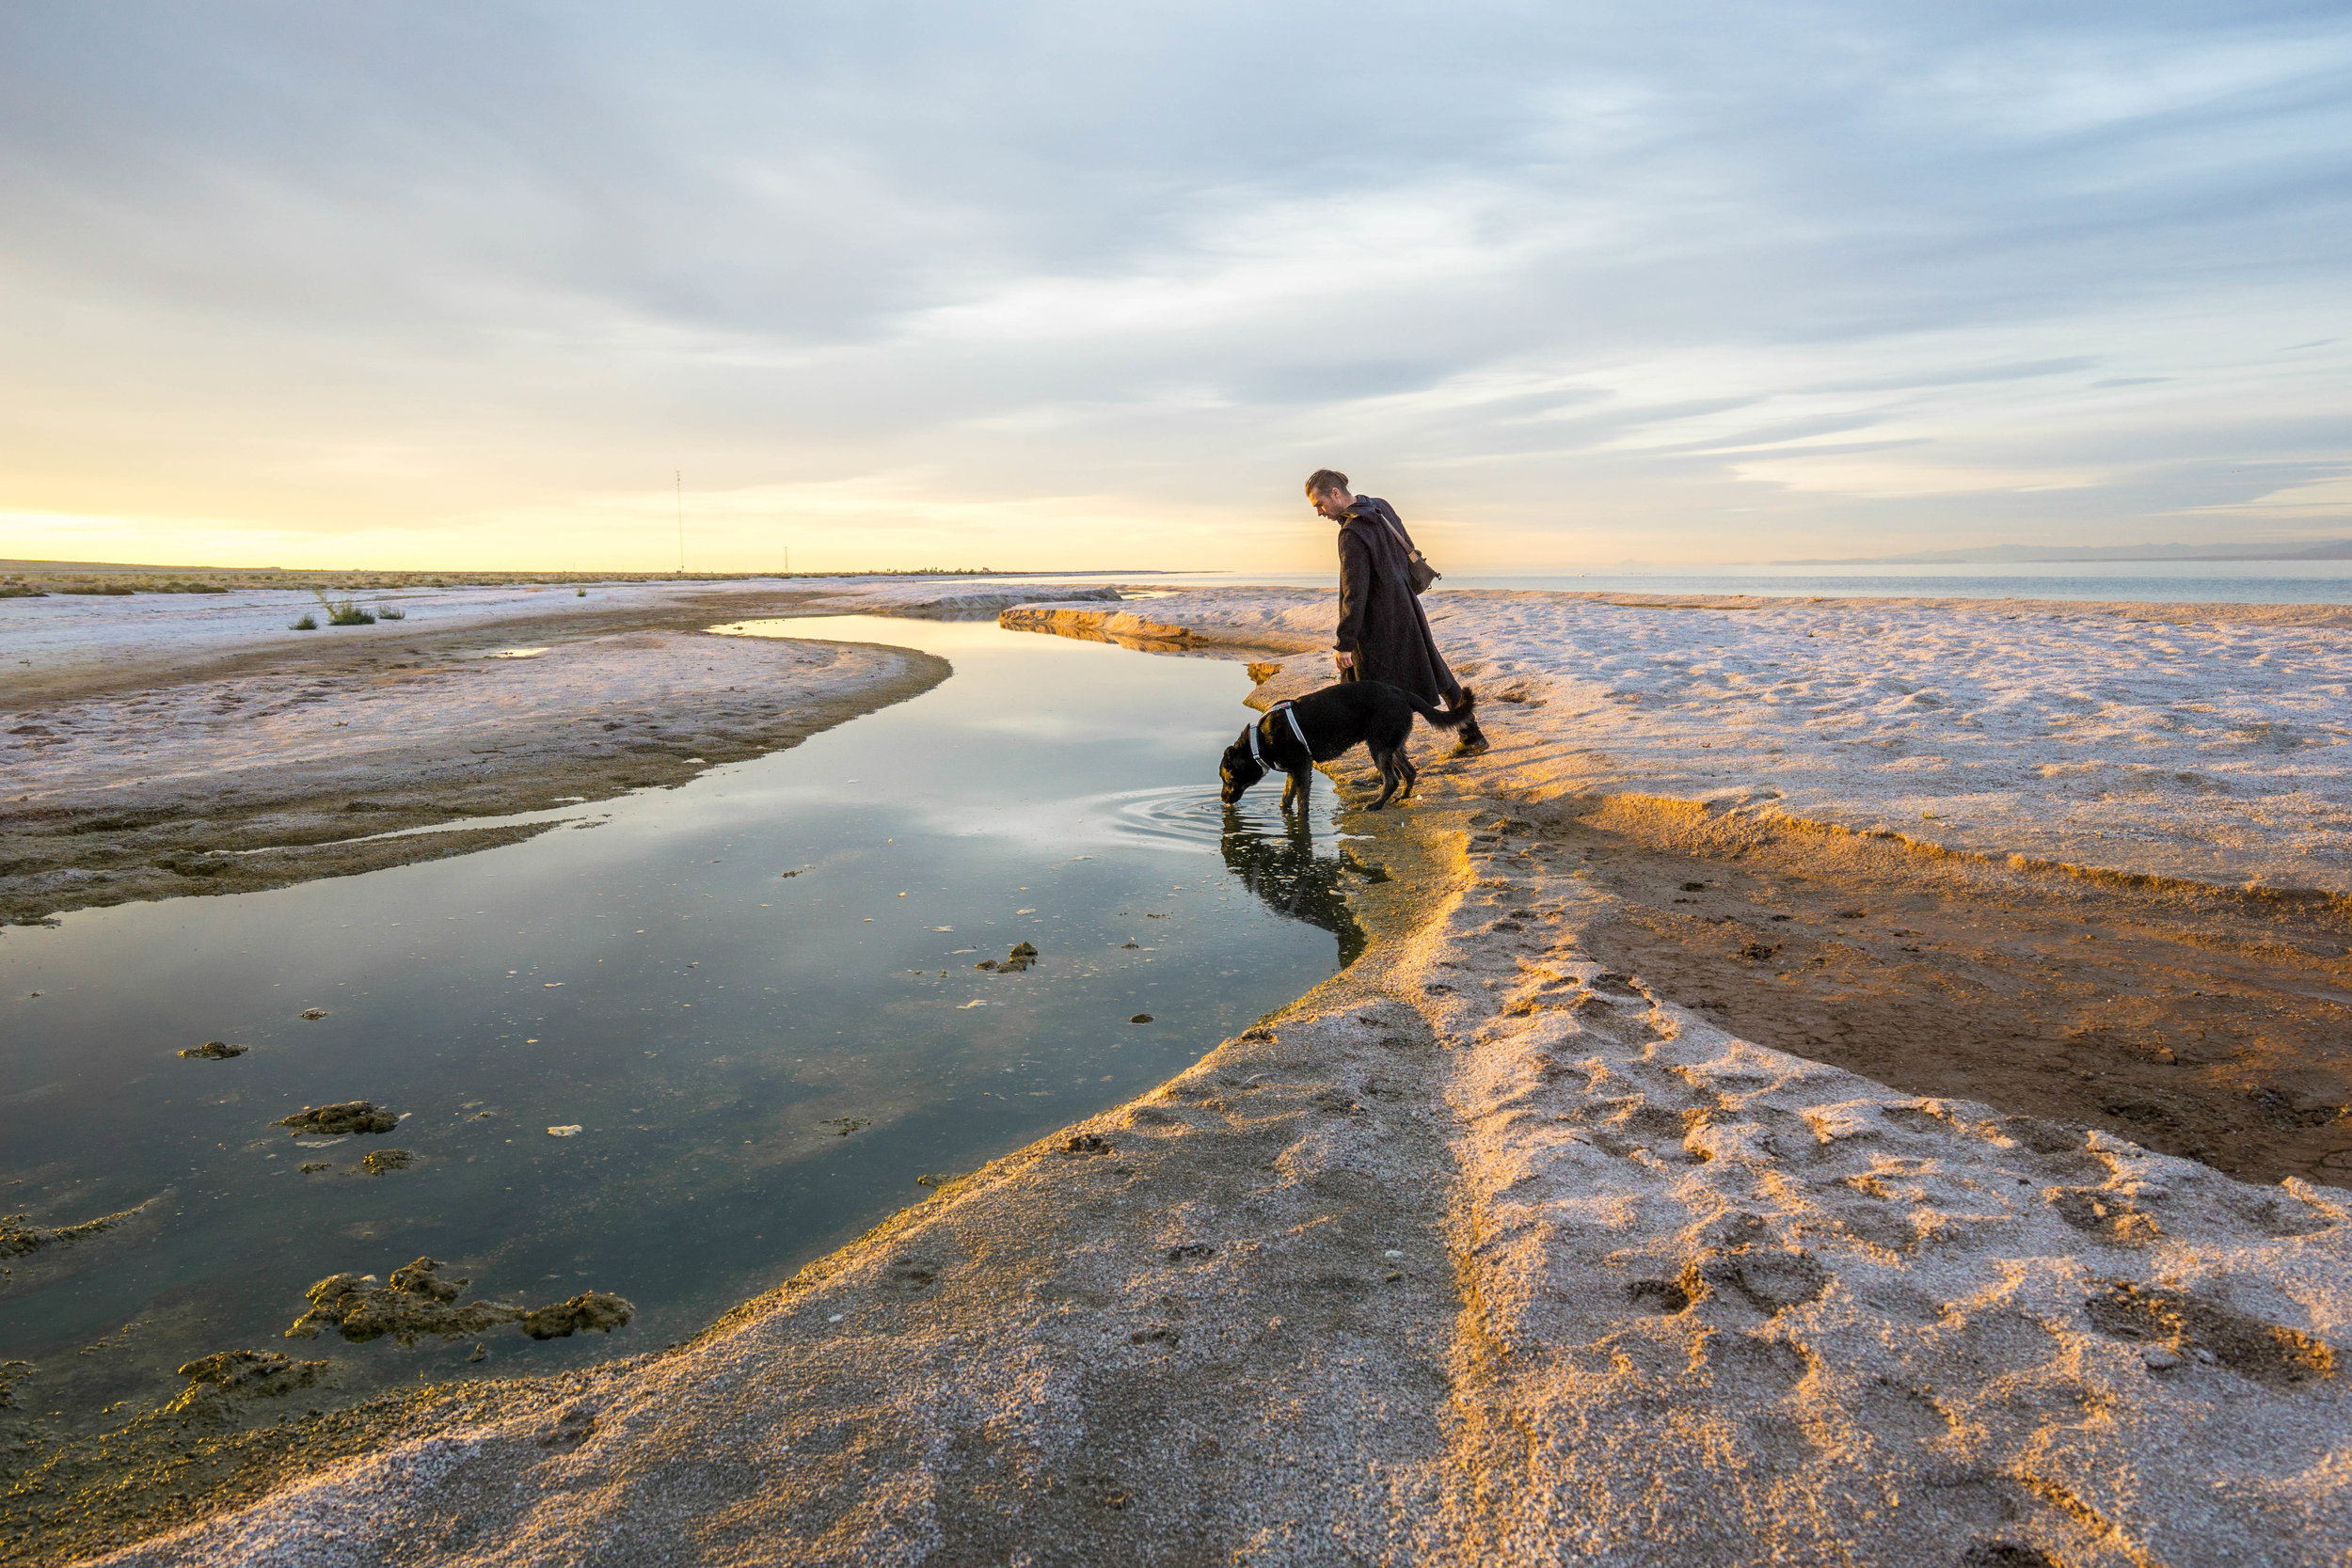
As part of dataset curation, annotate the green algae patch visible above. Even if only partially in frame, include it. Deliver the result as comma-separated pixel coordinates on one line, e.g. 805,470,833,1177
276,1101,398,1136
282,1258,637,1351
162,1352,334,1424
0,1371,552,1567
519,1292,633,1340
0,1197,158,1261
285,1259,522,1346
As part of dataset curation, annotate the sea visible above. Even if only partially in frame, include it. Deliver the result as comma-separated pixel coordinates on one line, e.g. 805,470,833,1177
1023,560,2352,608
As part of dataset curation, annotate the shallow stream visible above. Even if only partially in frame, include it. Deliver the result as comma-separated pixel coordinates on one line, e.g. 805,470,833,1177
0,616,1367,1422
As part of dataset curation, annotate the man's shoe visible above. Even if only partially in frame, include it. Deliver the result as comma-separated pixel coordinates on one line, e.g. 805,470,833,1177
1450,728,1490,758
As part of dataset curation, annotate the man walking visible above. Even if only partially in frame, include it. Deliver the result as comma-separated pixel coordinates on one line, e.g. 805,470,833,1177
1306,468,1488,756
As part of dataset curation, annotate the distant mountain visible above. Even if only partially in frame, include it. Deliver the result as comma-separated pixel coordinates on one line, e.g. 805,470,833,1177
1772,540,2352,565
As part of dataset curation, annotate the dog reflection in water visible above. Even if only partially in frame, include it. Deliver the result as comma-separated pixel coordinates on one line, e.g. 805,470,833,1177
1219,809,1368,967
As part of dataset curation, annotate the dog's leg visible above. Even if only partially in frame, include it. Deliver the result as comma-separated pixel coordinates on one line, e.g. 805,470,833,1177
1397,751,1419,800
1368,750,1400,810
1281,768,1309,813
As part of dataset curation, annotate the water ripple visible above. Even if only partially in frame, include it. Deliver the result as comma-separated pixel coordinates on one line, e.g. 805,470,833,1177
1079,784,1337,853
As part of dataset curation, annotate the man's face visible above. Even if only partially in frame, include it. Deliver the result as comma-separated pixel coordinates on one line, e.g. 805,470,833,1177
1308,485,1353,520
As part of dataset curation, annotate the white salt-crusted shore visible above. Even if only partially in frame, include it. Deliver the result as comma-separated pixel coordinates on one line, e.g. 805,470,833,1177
83,586,2352,1567
1010,587,2352,898
1,576,1117,815
0,576,1119,694
0,578,1116,923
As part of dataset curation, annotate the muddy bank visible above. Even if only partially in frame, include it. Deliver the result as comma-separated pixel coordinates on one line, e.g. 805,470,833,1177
1554,794,2352,1186
0,633,946,926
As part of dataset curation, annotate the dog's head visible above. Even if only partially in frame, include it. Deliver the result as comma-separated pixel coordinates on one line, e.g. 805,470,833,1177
1218,728,1265,804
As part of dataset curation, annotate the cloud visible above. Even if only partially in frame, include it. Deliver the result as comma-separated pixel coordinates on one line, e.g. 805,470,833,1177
0,0,2346,568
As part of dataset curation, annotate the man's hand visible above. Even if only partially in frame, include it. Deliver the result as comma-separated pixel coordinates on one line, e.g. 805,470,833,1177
1334,650,1354,672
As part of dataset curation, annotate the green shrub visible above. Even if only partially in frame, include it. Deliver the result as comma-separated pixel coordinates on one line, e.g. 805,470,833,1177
376,605,405,620
313,590,375,626
291,613,318,630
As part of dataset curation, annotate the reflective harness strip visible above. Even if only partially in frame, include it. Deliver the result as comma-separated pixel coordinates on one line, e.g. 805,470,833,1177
1247,701,1311,768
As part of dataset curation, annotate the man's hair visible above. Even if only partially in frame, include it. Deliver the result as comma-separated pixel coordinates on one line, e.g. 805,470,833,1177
1304,468,1349,496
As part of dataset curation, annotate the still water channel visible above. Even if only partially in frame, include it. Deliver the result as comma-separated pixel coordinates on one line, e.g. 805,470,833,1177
0,616,1364,1421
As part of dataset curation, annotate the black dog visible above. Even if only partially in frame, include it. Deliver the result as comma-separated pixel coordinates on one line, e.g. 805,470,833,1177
1218,680,1477,812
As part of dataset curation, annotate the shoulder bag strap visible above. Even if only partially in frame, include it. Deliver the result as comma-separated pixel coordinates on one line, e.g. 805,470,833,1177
1362,500,1416,557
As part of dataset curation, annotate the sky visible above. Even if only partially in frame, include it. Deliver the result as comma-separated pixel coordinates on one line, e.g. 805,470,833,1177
2,2,2347,574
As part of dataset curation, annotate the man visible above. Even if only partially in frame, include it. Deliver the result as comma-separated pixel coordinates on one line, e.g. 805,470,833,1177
1306,468,1488,756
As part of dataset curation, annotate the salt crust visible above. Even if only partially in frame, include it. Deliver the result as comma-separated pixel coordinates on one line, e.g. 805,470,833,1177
1010,586,2352,896
0,578,1109,805
0,576,1111,685
81,585,2352,1564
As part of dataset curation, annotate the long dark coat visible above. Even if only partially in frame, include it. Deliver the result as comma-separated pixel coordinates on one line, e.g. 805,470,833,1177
1334,496,1461,707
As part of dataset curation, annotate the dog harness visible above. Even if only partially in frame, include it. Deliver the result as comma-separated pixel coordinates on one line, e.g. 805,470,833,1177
1246,700,1311,769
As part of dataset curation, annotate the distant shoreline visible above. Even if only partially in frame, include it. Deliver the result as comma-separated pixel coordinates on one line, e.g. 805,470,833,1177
1766,540,2352,565
0,561,1198,583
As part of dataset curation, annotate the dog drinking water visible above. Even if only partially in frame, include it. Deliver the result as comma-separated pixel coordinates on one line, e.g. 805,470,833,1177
1218,680,1477,812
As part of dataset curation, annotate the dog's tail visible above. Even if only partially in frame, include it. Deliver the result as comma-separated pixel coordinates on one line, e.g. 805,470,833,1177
1408,686,1476,729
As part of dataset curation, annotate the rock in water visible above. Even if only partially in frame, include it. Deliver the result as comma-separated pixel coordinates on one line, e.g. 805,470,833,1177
360,1148,414,1175
520,1291,635,1340
278,1101,399,1136
1131,1013,1153,1024
285,1259,525,1345
179,1040,247,1060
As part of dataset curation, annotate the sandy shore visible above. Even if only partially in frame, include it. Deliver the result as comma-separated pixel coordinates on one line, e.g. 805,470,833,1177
15,586,2352,1565
0,578,1117,924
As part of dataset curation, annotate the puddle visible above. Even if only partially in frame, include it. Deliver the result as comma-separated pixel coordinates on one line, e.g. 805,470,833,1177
0,616,1362,1425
